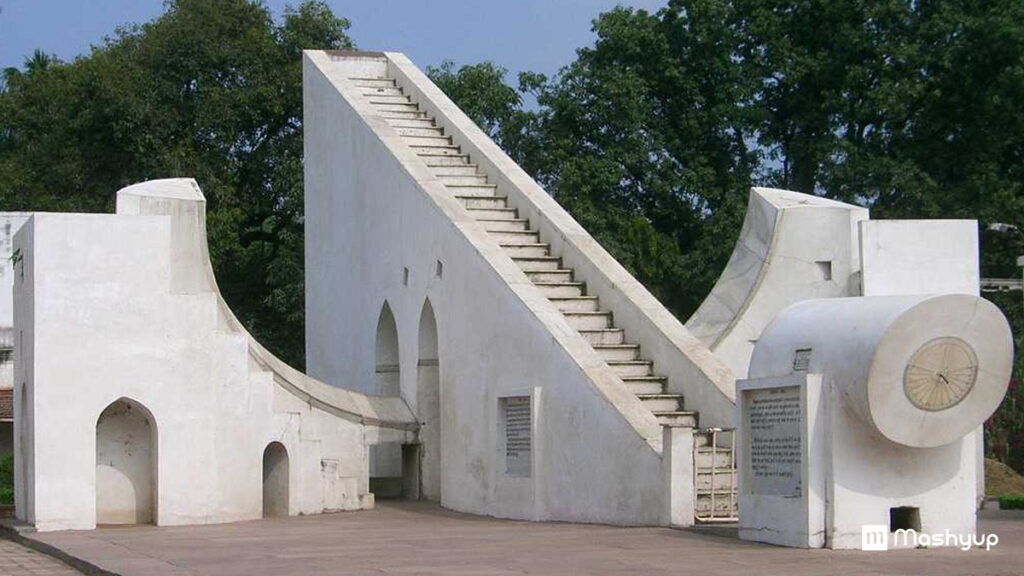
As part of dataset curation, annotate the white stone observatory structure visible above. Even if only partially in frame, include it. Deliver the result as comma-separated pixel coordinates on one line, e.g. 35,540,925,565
6,49,1013,542
738,294,1012,549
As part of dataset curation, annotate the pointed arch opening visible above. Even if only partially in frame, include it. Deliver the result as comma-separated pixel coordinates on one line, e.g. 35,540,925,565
262,442,289,517
417,298,441,501
95,398,156,525
374,301,400,396
371,301,404,496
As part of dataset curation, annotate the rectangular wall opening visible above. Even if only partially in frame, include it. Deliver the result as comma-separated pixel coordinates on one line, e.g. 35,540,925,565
889,506,921,532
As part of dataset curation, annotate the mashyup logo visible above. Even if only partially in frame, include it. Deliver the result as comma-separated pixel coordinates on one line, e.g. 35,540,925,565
861,525,999,551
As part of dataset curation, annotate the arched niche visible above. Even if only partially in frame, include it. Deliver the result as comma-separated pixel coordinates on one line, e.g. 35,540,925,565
96,398,156,525
262,441,289,518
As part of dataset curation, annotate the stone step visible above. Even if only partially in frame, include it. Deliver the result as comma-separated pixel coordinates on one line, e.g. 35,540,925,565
485,219,530,232
695,492,738,514
366,93,411,102
653,411,698,427
386,117,436,129
533,281,586,298
487,229,539,243
379,110,429,120
637,394,685,412
563,311,612,330
412,144,463,155
426,163,479,176
499,242,549,257
401,134,453,146
696,448,733,470
593,344,640,361
422,154,472,166
512,256,561,272
578,328,625,345
525,268,573,283
436,173,488,185
696,470,738,492
607,360,654,377
459,195,508,210
466,206,516,219
372,102,421,113
548,296,599,312
620,375,668,392
445,183,499,197
621,378,665,395
362,86,404,96
395,126,445,137
350,78,395,88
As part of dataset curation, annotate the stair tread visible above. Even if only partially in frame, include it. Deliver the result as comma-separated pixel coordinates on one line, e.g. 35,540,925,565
562,310,610,315
403,134,450,140
548,296,598,300
497,239,544,245
636,393,684,399
621,375,668,381
607,360,653,365
594,344,639,349
446,183,497,188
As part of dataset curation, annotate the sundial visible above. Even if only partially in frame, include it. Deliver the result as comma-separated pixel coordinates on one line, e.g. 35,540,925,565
903,337,979,412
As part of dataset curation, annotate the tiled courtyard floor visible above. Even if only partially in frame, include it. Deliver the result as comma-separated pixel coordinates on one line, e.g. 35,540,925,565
0,539,81,576
8,502,1024,576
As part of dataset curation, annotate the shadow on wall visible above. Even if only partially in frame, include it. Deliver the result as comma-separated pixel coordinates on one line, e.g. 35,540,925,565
262,442,289,517
95,398,156,525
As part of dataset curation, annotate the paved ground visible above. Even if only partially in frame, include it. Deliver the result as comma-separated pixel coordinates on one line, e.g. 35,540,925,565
0,539,81,576
13,502,1024,576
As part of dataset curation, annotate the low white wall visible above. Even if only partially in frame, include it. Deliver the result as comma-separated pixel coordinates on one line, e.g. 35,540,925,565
14,181,417,531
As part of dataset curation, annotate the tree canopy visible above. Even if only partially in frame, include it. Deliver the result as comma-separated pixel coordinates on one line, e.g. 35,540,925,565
0,0,352,366
1,1,1022,458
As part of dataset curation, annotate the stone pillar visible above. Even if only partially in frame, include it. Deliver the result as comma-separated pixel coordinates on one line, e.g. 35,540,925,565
662,424,694,527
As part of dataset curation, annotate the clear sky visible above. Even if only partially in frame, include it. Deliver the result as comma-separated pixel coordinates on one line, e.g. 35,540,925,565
0,0,668,80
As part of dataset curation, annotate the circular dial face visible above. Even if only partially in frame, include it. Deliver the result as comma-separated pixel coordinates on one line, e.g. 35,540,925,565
903,337,979,412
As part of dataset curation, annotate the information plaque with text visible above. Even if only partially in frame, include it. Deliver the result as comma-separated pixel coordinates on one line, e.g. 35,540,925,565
746,385,802,497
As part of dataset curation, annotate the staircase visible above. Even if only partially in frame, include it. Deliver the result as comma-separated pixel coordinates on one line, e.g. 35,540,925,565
354,76,695,427
351,74,737,522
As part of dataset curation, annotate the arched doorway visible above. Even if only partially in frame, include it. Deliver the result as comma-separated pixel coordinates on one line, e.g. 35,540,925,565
371,302,403,497
262,442,289,517
95,398,156,525
417,299,441,501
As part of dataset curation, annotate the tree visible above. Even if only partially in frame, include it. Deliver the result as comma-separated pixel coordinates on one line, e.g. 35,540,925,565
0,0,352,367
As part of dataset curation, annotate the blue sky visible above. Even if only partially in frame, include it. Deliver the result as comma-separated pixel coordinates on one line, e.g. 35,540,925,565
0,1,668,81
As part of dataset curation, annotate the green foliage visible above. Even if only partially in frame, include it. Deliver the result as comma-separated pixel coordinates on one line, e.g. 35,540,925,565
0,454,13,505
999,494,1024,510
2,0,1024,472
0,0,353,367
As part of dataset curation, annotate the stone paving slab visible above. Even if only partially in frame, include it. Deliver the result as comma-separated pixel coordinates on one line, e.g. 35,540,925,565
0,539,82,576
16,502,1024,576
